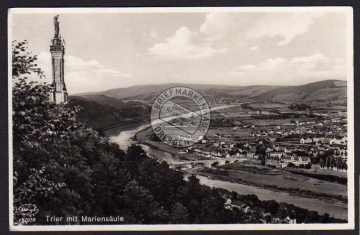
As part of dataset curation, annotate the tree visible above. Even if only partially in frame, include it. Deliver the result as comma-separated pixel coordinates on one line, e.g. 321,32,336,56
330,156,335,170
261,200,279,215
13,80,96,224
325,156,331,169
118,180,169,224
12,41,95,224
336,158,342,171
342,162,348,171
255,144,267,166
169,203,189,223
12,40,44,79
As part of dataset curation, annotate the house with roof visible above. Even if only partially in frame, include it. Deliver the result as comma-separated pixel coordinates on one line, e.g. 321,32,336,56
284,216,296,224
281,154,311,166
282,123,296,130
268,151,283,159
330,136,347,145
296,155,310,162
269,136,276,142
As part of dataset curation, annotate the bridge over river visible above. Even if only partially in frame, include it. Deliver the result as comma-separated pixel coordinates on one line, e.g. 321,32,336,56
168,158,242,169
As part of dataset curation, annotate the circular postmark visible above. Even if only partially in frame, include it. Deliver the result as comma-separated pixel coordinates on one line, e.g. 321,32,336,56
150,87,211,147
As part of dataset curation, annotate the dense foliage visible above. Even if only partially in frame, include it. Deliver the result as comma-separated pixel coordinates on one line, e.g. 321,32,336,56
288,103,312,111
226,193,341,224
12,40,44,78
12,78,243,224
12,41,345,225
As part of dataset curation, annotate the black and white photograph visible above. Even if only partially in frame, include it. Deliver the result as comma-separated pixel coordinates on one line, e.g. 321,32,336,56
8,7,354,231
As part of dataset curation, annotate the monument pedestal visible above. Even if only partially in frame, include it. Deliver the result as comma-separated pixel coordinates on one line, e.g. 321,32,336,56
49,16,68,104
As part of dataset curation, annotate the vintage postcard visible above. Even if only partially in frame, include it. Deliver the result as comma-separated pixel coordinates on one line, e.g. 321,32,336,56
8,7,354,231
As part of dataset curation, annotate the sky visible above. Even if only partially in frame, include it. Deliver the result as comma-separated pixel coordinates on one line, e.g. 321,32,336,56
10,8,352,95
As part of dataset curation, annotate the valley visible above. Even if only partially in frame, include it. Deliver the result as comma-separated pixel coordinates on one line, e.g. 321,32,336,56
76,80,349,221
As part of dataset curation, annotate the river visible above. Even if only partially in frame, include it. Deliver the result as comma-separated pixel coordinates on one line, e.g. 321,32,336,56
107,124,176,163
106,104,347,220
108,124,150,149
108,104,235,150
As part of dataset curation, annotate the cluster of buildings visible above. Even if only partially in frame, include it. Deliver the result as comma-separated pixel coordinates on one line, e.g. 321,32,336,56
187,108,347,170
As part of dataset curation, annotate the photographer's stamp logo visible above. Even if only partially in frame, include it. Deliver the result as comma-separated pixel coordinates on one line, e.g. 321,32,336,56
151,87,211,147
18,204,39,217
16,204,39,224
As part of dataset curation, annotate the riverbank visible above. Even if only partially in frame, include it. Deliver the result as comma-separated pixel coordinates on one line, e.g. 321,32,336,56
128,127,348,220
105,121,149,137
195,175,347,220
200,162,347,202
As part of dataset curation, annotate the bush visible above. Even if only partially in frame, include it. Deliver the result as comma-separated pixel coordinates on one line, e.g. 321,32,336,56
305,163,312,169
287,162,296,168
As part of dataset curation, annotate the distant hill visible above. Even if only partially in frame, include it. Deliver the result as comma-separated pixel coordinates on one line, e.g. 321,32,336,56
69,95,150,130
79,79,346,103
92,84,239,100
82,84,280,103
257,80,347,102
71,80,346,129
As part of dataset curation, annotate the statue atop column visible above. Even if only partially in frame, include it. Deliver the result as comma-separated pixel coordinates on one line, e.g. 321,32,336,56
50,15,68,104
54,15,60,38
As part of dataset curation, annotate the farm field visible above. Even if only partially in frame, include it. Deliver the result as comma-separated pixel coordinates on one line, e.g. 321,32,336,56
247,101,287,109
198,162,347,202
241,118,316,125
284,166,347,179
207,128,252,138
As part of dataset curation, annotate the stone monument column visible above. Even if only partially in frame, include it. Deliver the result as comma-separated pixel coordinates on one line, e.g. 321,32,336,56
49,15,68,104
